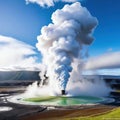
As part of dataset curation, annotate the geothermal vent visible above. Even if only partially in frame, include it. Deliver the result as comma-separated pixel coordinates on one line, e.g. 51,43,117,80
61,90,66,95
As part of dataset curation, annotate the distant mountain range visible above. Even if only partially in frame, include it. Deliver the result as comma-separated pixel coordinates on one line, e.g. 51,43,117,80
0,71,120,81
0,71,40,81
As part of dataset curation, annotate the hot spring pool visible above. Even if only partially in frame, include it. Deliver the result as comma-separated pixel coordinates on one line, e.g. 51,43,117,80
8,95,113,106
25,96,103,106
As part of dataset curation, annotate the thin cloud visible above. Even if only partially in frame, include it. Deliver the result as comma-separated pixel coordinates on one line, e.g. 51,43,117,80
25,0,79,7
0,35,41,71
84,52,120,70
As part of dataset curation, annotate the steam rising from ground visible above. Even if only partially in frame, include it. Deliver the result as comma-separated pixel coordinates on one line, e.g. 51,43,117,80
24,77,111,97
36,2,98,92
23,2,111,98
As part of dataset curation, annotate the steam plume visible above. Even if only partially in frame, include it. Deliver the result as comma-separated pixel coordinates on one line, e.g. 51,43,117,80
36,2,98,92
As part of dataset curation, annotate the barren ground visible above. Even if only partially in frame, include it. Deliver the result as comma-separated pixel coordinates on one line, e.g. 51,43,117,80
0,87,119,120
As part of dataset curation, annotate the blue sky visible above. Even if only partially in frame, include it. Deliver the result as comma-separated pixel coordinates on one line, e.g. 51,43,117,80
0,0,120,72
0,0,120,57
83,0,120,56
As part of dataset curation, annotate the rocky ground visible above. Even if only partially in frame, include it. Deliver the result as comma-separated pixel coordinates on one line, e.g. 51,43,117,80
0,85,119,120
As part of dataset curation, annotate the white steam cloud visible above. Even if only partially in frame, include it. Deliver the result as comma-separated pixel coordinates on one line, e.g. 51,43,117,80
36,2,98,91
0,35,41,71
25,77,111,97
26,0,79,7
84,52,120,70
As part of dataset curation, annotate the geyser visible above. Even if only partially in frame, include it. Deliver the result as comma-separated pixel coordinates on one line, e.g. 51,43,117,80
36,2,98,93
61,90,66,95
7,2,112,107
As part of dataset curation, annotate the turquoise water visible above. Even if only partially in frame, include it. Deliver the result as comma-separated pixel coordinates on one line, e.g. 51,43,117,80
28,96,104,106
